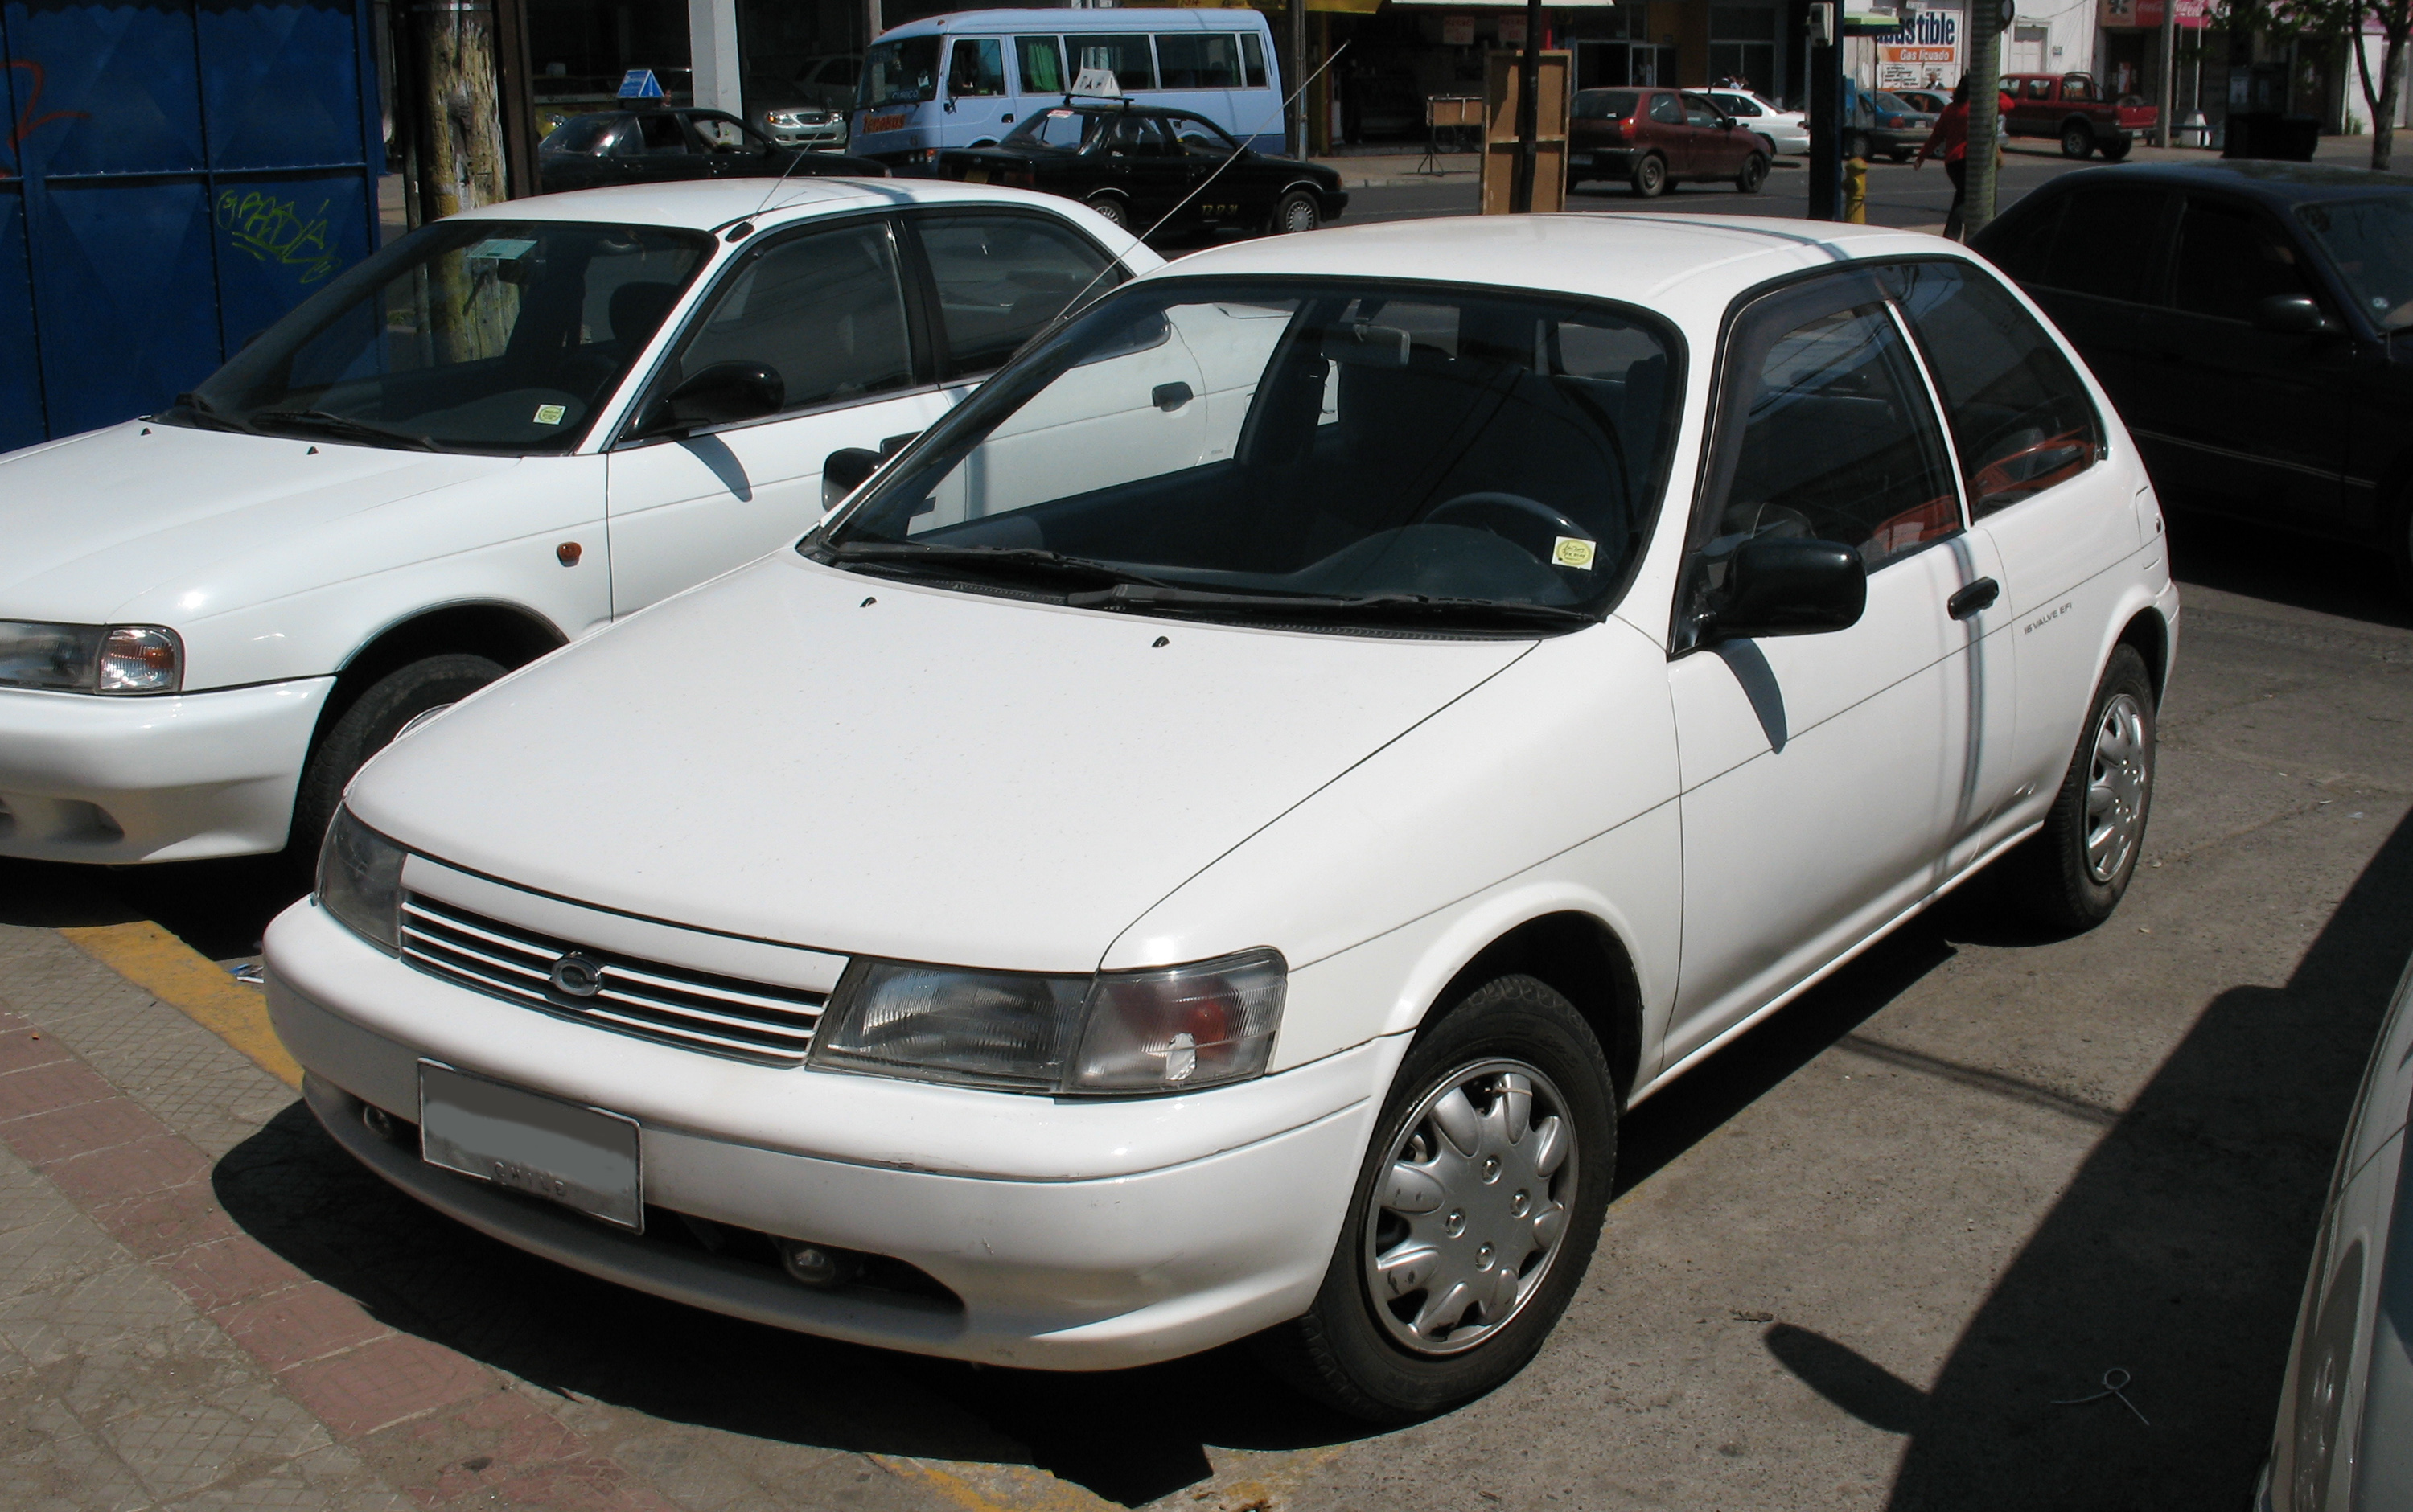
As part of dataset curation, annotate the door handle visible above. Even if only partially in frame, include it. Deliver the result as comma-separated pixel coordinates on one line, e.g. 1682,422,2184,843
1947,577,2000,620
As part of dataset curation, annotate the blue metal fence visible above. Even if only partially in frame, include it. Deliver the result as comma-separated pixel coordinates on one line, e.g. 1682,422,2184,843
1,0,382,450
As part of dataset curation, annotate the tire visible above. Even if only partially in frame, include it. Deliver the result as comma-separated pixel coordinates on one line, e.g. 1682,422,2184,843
1734,153,1769,193
2061,123,2095,158
290,654,508,868
1252,974,1616,1423
2099,134,2134,161
1271,189,1321,234
1844,131,1871,161
1999,645,2156,935
1754,132,1777,158
1629,153,1667,197
1889,147,1914,163
1083,194,1129,228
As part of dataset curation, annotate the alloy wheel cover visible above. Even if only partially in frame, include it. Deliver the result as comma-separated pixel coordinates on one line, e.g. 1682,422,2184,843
2084,691,2150,883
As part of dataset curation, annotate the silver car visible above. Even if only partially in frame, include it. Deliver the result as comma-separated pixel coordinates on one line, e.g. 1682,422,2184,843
2259,950,2413,1509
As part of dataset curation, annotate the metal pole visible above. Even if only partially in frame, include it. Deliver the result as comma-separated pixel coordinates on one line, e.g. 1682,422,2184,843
1964,0,2004,238
1291,1,1309,157
2155,0,2177,146
1807,4,1842,219
1512,0,1542,210
865,0,882,63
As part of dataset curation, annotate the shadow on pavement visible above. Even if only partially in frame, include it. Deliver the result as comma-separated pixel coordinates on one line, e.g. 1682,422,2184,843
0,854,303,962
1837,806,2413,1509
2168,506,2413,631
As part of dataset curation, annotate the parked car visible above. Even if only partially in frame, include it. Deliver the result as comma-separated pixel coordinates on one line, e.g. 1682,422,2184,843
1848,90,1937,162
537,108,885,193
939,101,1345,235
1896,88,1950,115
1569,88,1770,196
1975,161,2413,582
1700,86,1810,155
2255,946,2413,1511
2004,72,2155,159
756,105,849,151
265,214,2177,1423
755,55,863,149
0,180,1153,867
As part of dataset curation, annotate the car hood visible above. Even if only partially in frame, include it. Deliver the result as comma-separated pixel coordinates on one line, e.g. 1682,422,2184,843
0,421,516,622
349,551,1535,972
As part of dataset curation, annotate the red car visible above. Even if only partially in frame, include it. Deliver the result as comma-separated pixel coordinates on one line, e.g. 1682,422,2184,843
2003,72,2157,160
1568,88,1770,198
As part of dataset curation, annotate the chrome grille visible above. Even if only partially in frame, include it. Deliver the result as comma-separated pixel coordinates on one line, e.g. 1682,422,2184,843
400,895,826,1066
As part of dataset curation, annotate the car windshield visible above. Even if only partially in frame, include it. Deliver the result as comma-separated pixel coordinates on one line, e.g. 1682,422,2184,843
1572,89,1639,121
2297,195,2413,329
542,116,622,153
1004,107,1108,151
816,279,1680,627
861,36,940,107
174,219,713,454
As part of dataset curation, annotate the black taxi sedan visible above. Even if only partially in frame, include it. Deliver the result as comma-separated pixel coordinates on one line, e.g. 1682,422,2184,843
1974,160,2413,588
538,107,886,195
938,102,1346,240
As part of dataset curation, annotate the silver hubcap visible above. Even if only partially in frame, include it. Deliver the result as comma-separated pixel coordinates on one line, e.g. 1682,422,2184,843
1283,200,1315,232
1363,1059,1576,1356
2084,692,2149,883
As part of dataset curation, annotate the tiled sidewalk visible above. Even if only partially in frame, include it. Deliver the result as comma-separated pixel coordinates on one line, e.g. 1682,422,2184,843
0,921,1082,1512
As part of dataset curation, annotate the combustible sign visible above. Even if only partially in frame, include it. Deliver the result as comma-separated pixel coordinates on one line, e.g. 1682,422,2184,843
1872,6,1962,88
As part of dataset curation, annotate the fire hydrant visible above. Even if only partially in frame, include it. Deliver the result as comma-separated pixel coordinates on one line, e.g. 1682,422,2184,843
1843,154,1868,224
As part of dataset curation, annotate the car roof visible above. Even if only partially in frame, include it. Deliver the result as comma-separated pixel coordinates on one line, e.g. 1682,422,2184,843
1130,214,1961,322
879,7,1260,35
2037,160,2413,203
452,177,1096,232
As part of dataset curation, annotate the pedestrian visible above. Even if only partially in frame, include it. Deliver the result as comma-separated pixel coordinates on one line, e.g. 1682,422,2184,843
1912,76,2014,241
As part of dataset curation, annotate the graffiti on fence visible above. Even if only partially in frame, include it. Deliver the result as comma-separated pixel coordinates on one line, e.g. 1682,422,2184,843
4,60,89,178
216,190,338,283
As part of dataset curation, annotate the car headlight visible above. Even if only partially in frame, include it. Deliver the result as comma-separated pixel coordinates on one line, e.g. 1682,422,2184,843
318,807,405,953
0,621,183,693
811,948,1285,1095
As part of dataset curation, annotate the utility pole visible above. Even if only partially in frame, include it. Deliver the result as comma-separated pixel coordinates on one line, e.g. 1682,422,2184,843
1963,0,2004,238
2154,0,2177,146
402,0,509,230
1291,0,1309,157
1511,0,1542,210
1807,2,1841,219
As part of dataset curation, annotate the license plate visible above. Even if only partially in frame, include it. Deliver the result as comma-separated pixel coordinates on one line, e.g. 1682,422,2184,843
419,1062,642,1231
963,167,989,183
868,113,906,134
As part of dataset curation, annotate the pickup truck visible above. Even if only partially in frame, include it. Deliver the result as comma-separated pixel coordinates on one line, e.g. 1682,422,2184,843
2003,72,2156,159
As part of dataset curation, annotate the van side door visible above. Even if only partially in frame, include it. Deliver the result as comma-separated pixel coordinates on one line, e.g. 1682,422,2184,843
944,37,1011,144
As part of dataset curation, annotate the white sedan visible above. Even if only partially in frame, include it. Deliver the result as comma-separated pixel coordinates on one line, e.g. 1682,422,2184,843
1703,88,1811,154
0,179,1149,865
265,214,2178,1420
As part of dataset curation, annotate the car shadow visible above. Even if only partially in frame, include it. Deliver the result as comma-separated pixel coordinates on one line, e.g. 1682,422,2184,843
2167,505,2413,631
0,855,302,962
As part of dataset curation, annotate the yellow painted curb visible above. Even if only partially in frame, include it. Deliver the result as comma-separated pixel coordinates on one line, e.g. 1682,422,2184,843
58,921,303,1089
869,1455,1118,1512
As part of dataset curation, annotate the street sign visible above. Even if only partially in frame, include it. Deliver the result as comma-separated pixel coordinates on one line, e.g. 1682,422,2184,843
619,68,666,99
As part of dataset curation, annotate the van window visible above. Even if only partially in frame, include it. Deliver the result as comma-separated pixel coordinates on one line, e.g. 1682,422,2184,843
862,35,940,106
1067,34,1157,91
1157,32,1243,88
948,38,1006,98
1017,36,1066,94
1242,33,1268,88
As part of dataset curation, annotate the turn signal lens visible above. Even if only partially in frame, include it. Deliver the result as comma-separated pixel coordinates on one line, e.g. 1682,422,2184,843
1071,949,1285,1093
97,625,182,692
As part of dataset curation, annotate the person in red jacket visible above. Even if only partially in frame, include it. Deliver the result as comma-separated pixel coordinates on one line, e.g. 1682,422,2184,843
1914,77,2015,241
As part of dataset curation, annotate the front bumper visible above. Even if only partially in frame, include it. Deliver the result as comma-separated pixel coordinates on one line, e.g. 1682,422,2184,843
264,898,1398,1370
0,677,333,862
767,124,849,149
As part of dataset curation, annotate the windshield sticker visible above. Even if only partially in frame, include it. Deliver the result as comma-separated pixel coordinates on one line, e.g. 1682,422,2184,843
466,237,537,262
533,403,567,425
1552,537,1597,570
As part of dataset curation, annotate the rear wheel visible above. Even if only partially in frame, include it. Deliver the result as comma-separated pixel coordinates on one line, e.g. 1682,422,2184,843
1629,153,1667,197
2099,134,2134,161
1734,153,1769,193
1999,645,2156,935
1272,189,1322,234
290,653,508,870
1844,131,1871,161
1083,193,1129,228
1252,974,1616,1423
2060,122,2095,158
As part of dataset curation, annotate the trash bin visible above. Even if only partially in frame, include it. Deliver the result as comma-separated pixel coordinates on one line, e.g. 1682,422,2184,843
2224,113,2320,162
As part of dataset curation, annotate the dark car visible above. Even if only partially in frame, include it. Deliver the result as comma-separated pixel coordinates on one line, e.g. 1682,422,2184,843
1568,88,1769,198
938,103,1346,238
1975,161,2413,581
537,108,886,194
1896,88,1951,116
1848,90,1936,163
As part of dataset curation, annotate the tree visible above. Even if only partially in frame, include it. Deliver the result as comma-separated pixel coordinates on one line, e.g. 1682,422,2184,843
2349,0,2413,167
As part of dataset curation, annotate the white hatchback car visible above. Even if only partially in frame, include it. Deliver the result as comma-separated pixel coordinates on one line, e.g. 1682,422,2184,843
0,179,1149,866
266,215,2178,1420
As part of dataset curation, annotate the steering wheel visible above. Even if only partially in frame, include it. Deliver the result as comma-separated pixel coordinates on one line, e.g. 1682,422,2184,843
1423,491,1593,561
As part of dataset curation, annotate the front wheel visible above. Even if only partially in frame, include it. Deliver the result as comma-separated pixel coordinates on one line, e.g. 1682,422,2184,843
1083,193,1129,228
1999,644,2156,935
1252,974,1615,1423
1271,189,1321,234
2060,123,2096,158
1734,153,1769,193
290,653,508,869
1629,153,1667,197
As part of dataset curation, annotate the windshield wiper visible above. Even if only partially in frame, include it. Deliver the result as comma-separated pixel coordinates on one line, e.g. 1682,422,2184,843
172,392,261,436
1062,583,1599,629
812,540,1176,590
251,409,438,451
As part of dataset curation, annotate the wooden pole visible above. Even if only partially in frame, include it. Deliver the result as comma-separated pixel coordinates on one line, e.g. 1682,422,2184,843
406,0,509,229
1511,0,1542,210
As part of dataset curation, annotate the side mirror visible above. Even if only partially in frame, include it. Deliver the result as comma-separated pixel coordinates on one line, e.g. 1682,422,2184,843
822,447,884,508
640,361,783,437
1704,536,1866,640
2253,293,2338,335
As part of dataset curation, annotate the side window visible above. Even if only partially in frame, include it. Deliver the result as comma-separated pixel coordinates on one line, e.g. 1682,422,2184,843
1107,115,1177,155
1980,196,2062,283
916,213,1120,376
667,221,915,417
1016,35,1065,94
1241,33,1268,88
2034,188,2163,302
1708,290,1960,569
2025,78,2053,99
1156,33,1243,88
1681,92,1720,127
2061,76,2096,101
1067,34,1157,92
1647,92,1684,125
2173,198,2316,321
637,114,689,154
1895,261,2104,517
948,39,1006,98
